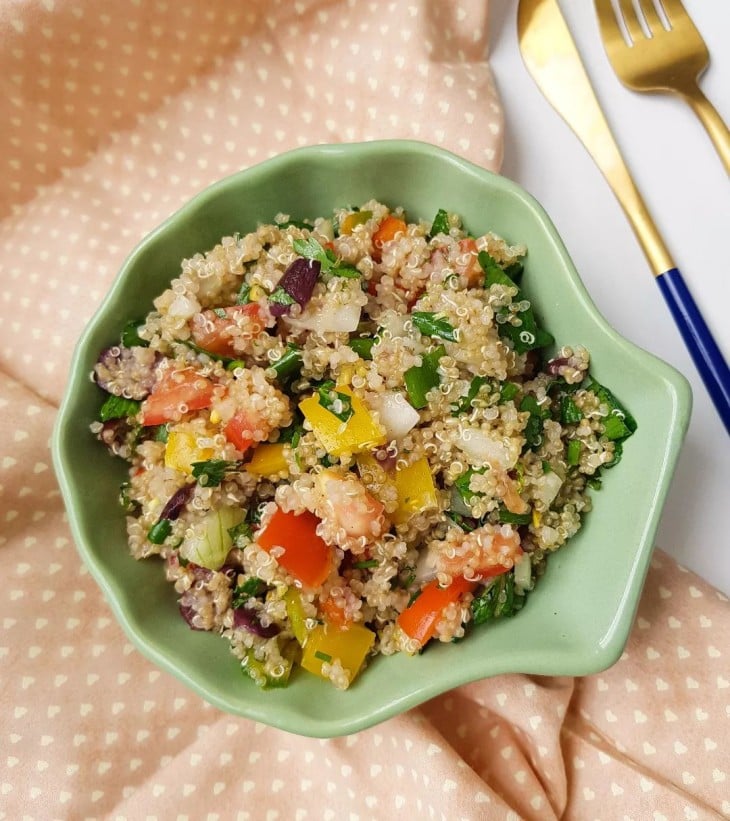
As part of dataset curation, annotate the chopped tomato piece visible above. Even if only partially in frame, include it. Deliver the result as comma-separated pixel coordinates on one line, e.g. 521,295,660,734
397,576,477,647
372,215,407,262
321,595,352,629
224,409,259,454
257,507,333,589
190,304,264,357
140,369,215,426
457,238,483,287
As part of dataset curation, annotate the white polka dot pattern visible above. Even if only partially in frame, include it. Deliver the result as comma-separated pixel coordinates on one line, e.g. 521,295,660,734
0,2,728,820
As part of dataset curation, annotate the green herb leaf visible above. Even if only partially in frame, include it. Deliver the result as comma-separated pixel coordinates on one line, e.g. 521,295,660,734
603,414,632,441
471,572,525,625
479,251,554,354
292,236,360,278
147,519,172,545
120,319,149,348
314,651,333,663
236,283,252,305
444,511,479,532
519,395,547,450
99,394,141,422
270,343,302,380
497,506,532,525
503,260,524,283
353,559,379,569
560,395,583,425
404,345,446,409
118,482,139,515
587,379,637,441
153,424,169,443
232,577,265,607
191,459,242,487
411,311,458,342
226,359,247,372
452,376,490,416
278,411,305,446
480,251,517,289
269,287,296,307
429,208,450,237
348,336,376,360
228,520,254,544
454,467,486,507
212,307,227,319
499,381,520,403
567,439,582,466
317,380,354,423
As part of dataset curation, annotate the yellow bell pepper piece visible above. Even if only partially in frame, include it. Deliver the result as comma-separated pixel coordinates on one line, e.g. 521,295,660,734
300,622,376,687
339,210,373,235
392,456,439,524
299,385,386,457
164,429,215,475
245,443,289,476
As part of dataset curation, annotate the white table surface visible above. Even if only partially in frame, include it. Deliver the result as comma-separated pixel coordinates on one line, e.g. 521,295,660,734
489,0,730,593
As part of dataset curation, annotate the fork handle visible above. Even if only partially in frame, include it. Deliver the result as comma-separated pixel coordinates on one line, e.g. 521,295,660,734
656,267,730,433
682,86,730,174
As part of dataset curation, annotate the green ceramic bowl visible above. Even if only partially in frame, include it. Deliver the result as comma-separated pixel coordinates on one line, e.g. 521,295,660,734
52,141,691,737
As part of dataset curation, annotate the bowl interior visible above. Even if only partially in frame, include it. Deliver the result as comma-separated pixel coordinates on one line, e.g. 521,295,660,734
53,141,690,737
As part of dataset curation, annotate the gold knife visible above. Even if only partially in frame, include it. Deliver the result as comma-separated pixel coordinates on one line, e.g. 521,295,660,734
517,0,730,432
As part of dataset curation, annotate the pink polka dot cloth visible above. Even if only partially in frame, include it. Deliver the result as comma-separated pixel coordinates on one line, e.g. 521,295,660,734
0,1,727,819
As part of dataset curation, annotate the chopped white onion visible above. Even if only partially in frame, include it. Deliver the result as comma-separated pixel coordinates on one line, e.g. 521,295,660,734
369,392,420,440
514,553,532,591
167,294,201,320
533,471,563,507
285,284,364,333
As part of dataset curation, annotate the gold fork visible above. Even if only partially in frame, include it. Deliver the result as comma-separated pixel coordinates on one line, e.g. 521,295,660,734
595,0,730,173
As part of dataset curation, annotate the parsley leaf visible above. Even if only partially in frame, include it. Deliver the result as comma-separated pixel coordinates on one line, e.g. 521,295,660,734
268,287,296,308
429,208,451,237
454,467,486,507
120,319,149,348
404,345,446,409
317,380,354,423
292,237,360,278
99,394,141,422
191,459,243,487
232,577,265,606
471,572,525,625
411,311,458,342
479,251,554,354
452,376,490,416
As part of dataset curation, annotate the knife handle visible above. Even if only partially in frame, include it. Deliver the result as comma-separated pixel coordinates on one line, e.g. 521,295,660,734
656,267,730,434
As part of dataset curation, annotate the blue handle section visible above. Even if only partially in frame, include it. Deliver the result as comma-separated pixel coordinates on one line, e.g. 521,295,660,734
656,267,730,434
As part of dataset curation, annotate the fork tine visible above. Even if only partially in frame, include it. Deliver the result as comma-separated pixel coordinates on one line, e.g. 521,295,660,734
594,0,625,42
658,0,698,34
636,0,665,35
616,0,648,44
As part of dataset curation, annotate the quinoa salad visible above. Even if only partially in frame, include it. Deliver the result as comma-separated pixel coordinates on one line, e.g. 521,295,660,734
91,201,636,690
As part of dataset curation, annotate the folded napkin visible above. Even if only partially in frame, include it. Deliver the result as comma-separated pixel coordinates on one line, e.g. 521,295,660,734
0,2,727,819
